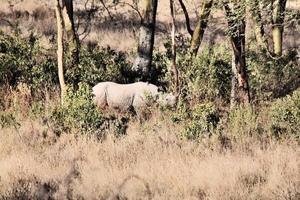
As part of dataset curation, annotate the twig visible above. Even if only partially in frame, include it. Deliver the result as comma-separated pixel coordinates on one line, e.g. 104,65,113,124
99,0,114,20
117,1,143,23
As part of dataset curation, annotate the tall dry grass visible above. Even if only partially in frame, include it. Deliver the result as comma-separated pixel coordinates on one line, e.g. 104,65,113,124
0,115,299,199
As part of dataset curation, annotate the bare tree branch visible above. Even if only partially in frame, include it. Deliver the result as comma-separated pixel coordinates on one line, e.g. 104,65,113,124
117,1,143,22
76,0,98,41
178,0,193,36
99,0,114,20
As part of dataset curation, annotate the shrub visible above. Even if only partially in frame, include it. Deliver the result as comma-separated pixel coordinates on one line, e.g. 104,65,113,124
0,32,58,95
270,90,300,139
51,83,105,137
0,111,20,129
148,50,170,90
136,34,190,91
180,103,220,140
65,46,134,87
177,45,231,103
227,106,261,139
50,83,129,138
247,46,300,101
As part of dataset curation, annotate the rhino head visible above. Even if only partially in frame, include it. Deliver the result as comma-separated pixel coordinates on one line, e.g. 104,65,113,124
158,93,177,107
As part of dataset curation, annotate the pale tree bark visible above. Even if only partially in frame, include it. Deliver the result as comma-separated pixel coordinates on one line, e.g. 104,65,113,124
190,0,213,55
170,0,179,97
55,0,66,105
271,0,287,56
132,0,158,79
61,0,80,65
224,1,250,108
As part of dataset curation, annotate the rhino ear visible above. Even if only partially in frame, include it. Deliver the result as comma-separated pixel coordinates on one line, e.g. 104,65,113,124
158,86,164,92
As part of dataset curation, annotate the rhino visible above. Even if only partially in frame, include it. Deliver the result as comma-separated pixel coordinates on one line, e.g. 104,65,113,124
92,82,176,113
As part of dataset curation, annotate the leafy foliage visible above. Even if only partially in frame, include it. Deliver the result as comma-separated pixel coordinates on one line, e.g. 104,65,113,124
178,45,231,102
0,32,58,93
171,100,219,140
65,46,134,87
50,82,128,138
247,47,300,101
227,106,261,139
0,111,20,129
50,83,105,137
271,90,300,139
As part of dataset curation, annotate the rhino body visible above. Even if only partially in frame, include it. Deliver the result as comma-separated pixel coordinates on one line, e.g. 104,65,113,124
92,82,161,112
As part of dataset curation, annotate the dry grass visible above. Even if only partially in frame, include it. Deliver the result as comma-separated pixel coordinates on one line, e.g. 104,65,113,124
0,115,299,199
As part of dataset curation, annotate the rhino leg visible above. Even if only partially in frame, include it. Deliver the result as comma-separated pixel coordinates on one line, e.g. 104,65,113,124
94,91,108,109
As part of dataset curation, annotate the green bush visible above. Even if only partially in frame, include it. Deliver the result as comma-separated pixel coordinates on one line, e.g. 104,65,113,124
148,50,170,90
0,111,20,129
65,46,134,87
177,45,231,103
50,83,129,138
0,32,145,99
247,46,299,101
0,32,58,94
181,103,220,140
51,83,105,137
270,90,300,139
227,107,261,139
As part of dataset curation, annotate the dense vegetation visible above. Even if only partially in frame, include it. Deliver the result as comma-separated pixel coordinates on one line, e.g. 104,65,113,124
1,31,299,141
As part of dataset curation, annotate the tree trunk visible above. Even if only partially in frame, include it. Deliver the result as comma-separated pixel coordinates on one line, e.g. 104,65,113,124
230,33,250,107
178,0,193,36
249,0,268,51
132,0,158,79
224,2,250,107
55,0,66,105
272,0,287,56
61,0,79,65
190,0,213,55
170,0,179,97
230,52,238,109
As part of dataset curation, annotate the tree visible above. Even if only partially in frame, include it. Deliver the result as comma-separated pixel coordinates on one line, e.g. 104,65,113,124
248,0,287,57
224,1,250,107
190,0,213,55
170,0,179,97
61,0,80,65
248,0,268,51
55,0,66,105
178,0,213,55
132,0,158,79
54,0,79,104
271,0,287,56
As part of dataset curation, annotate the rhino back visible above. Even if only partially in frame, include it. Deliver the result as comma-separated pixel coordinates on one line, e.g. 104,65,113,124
130,82,159,109
106,83,135,111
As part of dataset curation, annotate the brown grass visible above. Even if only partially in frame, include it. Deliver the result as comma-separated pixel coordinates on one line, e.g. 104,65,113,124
0,115,299,199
